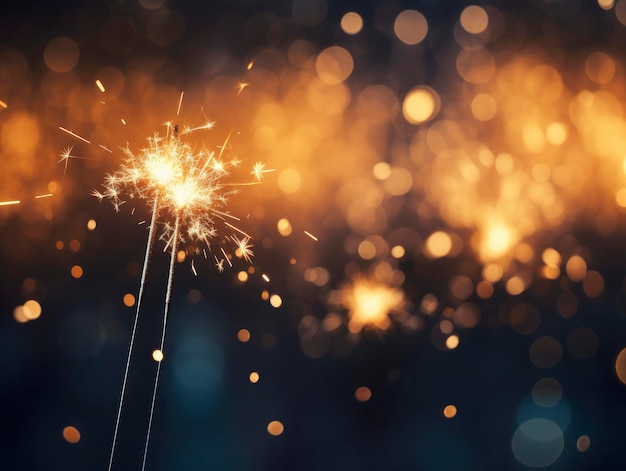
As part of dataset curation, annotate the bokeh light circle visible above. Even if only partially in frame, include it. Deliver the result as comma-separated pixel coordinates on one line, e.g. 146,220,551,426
512,418,564,468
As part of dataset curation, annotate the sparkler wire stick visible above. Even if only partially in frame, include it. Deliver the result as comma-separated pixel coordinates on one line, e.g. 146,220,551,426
141,213,180,471
107,192,160,471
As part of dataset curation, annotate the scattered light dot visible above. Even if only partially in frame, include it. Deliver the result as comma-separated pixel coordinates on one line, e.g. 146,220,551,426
583,271,604,298
425,231,452,258
278,168,301,194
22,300,42,320
237,328,251,342
277,218,293,236
62,426,81,444
123,293,135,307
445,335,460,350
267,420,284,436
566,255,587,282
152,349,163,362
56,240,64,250
390,245,405,258
341,12,363,34
443,404,457,418
70,265,83,279
532,377,563,407
471,93,497,121
355,386,372,402
577,435,591,452
512,419,564,468
87,219,97,230
542,248,562,267
269,294,283,308
358,239,377,260
249,371,260,383
546,122,568,145
13,306,28,323
373,162,391,180
505,276,525,296
460,5,488,34
237,271,249,283
69,239,81,252
394,10,428,45
402,87,439,124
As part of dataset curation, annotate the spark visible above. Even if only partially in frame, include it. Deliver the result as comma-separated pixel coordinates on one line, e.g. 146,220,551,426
99,116,263,470
262,273,270,283
59,126,91,144
247,59,254,70
176,91,184,116
99,144,113,153
0,200,20,206
0,99,7,109
232,235,253,263
237,82,249,95
252,162,275,181
96,79,106,92
34,193,53,199
58,146,96,175
215,256,225,273
304,230,318,242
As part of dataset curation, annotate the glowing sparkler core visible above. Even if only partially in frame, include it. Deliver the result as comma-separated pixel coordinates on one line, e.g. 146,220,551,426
99,124,246,253
341,277,407,333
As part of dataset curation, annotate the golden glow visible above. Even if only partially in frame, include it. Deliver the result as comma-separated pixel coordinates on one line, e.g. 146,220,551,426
341,12,363,35
277,218,293,236
460,5,488,34
123,293,136,307
443,405,457,418
354,386,372,402
577,435,591,452
71,265,83,279
445,335,460,350
22,300,42,320
269,294,283,308
566,255,587,282
425,231,452,258
341,277,406,333
402,87,439,124
267,420,284,436
62,426,81,444
237,328,251,342
152,349,164,362
249,371,260,383
478,222,517,261
394,10,428,45
87,219,97,230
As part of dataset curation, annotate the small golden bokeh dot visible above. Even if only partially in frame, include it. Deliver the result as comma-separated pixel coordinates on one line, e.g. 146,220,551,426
23,300,42,320
443,404,457,418
69,239,81,252
62,426,81,444
354,386,372,402
152,349,164,362
123,293,135,307
56,240,64,250
267,420,284,436
269,294,283,308
87,219,97,230
237,328,251,343
249,371,260,383
71,265,83,279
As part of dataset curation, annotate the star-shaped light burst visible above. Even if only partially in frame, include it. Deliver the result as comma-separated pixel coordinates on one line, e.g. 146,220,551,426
96,123,258,266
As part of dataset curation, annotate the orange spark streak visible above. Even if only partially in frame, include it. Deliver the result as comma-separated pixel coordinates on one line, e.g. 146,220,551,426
304,231,318,242
59,127,91,144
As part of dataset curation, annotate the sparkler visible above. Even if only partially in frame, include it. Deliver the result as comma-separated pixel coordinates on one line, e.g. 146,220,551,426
96,95,269,470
